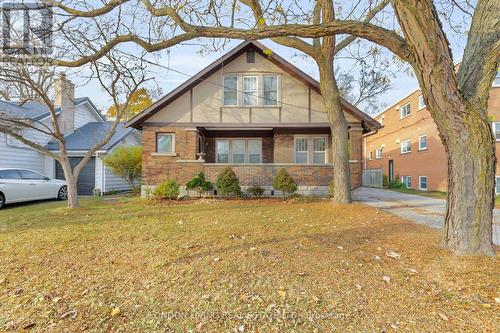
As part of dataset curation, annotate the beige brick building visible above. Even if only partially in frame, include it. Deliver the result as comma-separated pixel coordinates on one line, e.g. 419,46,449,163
126,41,379,196
365,78,500,192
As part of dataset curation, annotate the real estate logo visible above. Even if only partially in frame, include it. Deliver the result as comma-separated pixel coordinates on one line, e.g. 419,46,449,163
2,1,52,55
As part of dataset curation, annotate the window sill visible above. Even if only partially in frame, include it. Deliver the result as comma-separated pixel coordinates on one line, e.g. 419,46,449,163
400,151,411,155
151,152,176,157
375,157,382,160
400,114,411,120
418,148,428,151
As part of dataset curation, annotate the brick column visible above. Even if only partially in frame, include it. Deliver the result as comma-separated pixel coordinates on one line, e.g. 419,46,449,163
348,126,363,188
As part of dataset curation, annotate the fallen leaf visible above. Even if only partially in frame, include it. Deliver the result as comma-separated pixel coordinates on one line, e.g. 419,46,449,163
438,313,449,321
111,307,121,317
386,251,401,259
382,276,391,283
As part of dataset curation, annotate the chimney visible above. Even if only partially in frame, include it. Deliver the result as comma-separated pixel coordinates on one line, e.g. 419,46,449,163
54,73,75,134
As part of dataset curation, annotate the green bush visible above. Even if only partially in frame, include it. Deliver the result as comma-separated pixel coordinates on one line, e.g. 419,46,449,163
215,167,241,198
389,180,406,189
185,171,213,197
247,185,265,198
154,180,180,200
328,180,335,197
273,169,297,199
103,146,142,193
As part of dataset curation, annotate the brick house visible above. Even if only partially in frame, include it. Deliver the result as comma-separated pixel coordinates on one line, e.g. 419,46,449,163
126,40,380,196
364,73,500,192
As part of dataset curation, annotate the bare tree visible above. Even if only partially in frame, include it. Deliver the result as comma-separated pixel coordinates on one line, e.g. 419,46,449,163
3,0,498,254
0,53,148,208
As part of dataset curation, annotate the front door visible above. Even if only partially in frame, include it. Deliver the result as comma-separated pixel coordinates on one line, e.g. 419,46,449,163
388,160,394,183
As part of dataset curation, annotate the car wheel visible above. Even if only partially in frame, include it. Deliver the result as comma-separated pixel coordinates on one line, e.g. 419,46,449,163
0,193,4,209
58,186,68,200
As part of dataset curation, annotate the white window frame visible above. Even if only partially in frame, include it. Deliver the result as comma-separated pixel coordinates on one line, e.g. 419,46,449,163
418,94,426,110
223,75,239,107
400,139,411,154
242,75,259,106
419,176,428,191
156,133,175,155
496,176,500,194
375,147,383,159
492,122,500,141
418,135,427,151
215,138,263,164
263,75,279,106
400,103,411,119
294,135,329,164
401,176,412,188
368,151,374,160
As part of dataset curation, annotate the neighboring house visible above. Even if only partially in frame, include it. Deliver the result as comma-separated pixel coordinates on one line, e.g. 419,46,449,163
0,75,140,195
364,72,500,192
126,40,380,196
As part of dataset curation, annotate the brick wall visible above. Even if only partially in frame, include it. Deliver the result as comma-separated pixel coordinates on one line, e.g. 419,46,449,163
142,126,363,189
142,126,202,185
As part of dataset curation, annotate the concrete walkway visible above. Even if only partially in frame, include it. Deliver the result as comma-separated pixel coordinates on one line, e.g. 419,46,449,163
352,187,500,245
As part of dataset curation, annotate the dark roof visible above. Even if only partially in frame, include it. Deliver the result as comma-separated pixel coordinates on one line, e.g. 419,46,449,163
0,97,104,121
46,122,136,151
126,40,380,130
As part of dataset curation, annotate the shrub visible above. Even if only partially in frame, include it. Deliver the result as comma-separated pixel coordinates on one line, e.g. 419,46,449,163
273,169,297,199
382,175,388,188
185,171,213,197
247,185,265,199
389,180,406,189
328,180,335,197
103,146,142,193
216,167,241,198
154,180,180,200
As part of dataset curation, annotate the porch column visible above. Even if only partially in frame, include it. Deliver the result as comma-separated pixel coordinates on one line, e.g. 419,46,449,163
348,126,363,188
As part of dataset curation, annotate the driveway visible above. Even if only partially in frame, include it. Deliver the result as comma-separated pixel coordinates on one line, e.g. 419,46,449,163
353,187,500,245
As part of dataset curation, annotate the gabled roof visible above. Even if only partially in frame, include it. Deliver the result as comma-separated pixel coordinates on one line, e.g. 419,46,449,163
46,122,137,151
126,40,380,130
0,97,105,122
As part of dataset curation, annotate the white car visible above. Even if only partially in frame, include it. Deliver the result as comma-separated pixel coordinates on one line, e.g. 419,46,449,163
0,169,67,209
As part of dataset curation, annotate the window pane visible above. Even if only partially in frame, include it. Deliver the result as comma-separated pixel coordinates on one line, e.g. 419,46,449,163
232,140,245,164
419,136,427,149
494,123,500,140
243,76,258,106
248,140,261,163
263,76,278,106
313,152,326,164
216,140,229,163
496,177,500,194
19,170,44,180
223,76,238,105
419,95,425,109
295,138,307,152
313,137,326,152
296,152,307,164
0,170,21,179
157,134,173,153
420,177,427,189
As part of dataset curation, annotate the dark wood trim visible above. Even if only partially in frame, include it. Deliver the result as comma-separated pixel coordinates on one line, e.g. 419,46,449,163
219,107,223,123
143,121,363,128
278,107,282,123
204,130,274,138
189,89,193,122
308,87,311,123
249,107,252,123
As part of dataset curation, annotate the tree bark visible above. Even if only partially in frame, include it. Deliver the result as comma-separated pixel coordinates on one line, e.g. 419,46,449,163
392,0,497,255
59,157,80,208
317,56,352,203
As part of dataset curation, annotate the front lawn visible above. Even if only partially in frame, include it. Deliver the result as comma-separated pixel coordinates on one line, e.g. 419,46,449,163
0,197,498,332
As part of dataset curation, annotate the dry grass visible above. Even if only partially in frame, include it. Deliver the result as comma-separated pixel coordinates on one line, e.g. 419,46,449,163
0,197,498,332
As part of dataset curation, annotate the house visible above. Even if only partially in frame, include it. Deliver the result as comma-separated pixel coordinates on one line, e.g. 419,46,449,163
126,40,380,196
364,72,500,192
0,75,140,195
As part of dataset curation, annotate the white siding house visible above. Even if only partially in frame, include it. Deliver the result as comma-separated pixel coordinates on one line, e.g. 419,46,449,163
0,75,141,195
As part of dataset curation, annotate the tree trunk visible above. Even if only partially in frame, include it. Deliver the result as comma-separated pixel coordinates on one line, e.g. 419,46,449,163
317,57,352,203
441,106,496,255
391,0,497,255
59,157,80,208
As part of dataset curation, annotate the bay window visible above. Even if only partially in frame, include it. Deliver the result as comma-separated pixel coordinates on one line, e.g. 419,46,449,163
216,140,229,163
232,140,245,164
